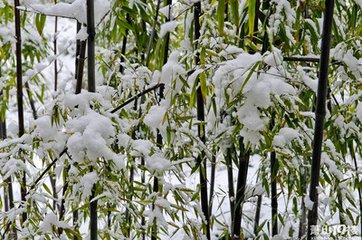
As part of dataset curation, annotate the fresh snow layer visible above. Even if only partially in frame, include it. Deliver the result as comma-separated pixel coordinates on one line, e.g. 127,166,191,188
273,127,299,147
22,0,110,24
160,21,178,38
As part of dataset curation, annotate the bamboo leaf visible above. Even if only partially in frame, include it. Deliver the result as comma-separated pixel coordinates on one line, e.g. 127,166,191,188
200,71,207,102
217,0,225,35
248,0,256,38
35,14,46,36
230,0,239,28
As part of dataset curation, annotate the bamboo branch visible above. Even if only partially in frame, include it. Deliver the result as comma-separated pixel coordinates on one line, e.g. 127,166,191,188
110,84,164,114
283,56,341,65
307,1,335,239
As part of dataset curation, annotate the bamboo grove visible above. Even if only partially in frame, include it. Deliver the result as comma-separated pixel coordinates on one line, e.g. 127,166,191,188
0,0,361,239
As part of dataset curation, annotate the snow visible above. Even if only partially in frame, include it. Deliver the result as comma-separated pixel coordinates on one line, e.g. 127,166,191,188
131,139,153,157
146,153,171,172
264,49,283,67
297,66,318,92
144,104,167,129
79,171,98,198
160,21,178,38
76,26,88,40
22,0,111,24
354,0,362,8
273,127,299,147
159,5,172,19
38,212,70,233
357,102,362,120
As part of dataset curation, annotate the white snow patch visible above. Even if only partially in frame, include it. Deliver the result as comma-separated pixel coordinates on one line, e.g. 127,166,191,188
144,104,167,129
39,213,70,233
160,21,178,38
273,127,299,147
76,26,88,41
304,195,314,211
357,102,362,120
79,171,98,198
146,153,171,172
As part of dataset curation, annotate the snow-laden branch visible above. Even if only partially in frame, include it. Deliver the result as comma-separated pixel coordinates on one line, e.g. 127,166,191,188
18,0,110,24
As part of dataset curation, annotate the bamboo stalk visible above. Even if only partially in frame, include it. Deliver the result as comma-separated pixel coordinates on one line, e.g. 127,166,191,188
87,0,97,239
298,165,307,238
119,13,130,74
194,1,210,238
14,0,27,224
307,1,335,239
232,138,250,239
270,150,278,236
54,0,58,91
208,154,216,217
253,195,262,236
225,146,235,225
75,40,87,94
75,21,81,80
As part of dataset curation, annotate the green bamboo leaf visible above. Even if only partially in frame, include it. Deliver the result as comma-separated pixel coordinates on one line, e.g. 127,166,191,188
217,0,225,35
248,0,256,38
230,0,239,28
190,79,197,108
35,14,46,36
200,72,207,102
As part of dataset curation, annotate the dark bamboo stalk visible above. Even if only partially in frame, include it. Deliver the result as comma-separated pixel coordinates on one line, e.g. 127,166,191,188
54,0,58,91
232,138,250,239
194,1,210,239
298,165,307,238
119,13,130,74
75,40,86,94
87,0,96,93
307,1,334,239
283,56,341,65
208,154,216,217
251,0,260,45
87,0,97,239
14,0,27,224
253,195,262,236
270,151,278,236
75,21,81,80
225,146,235,224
